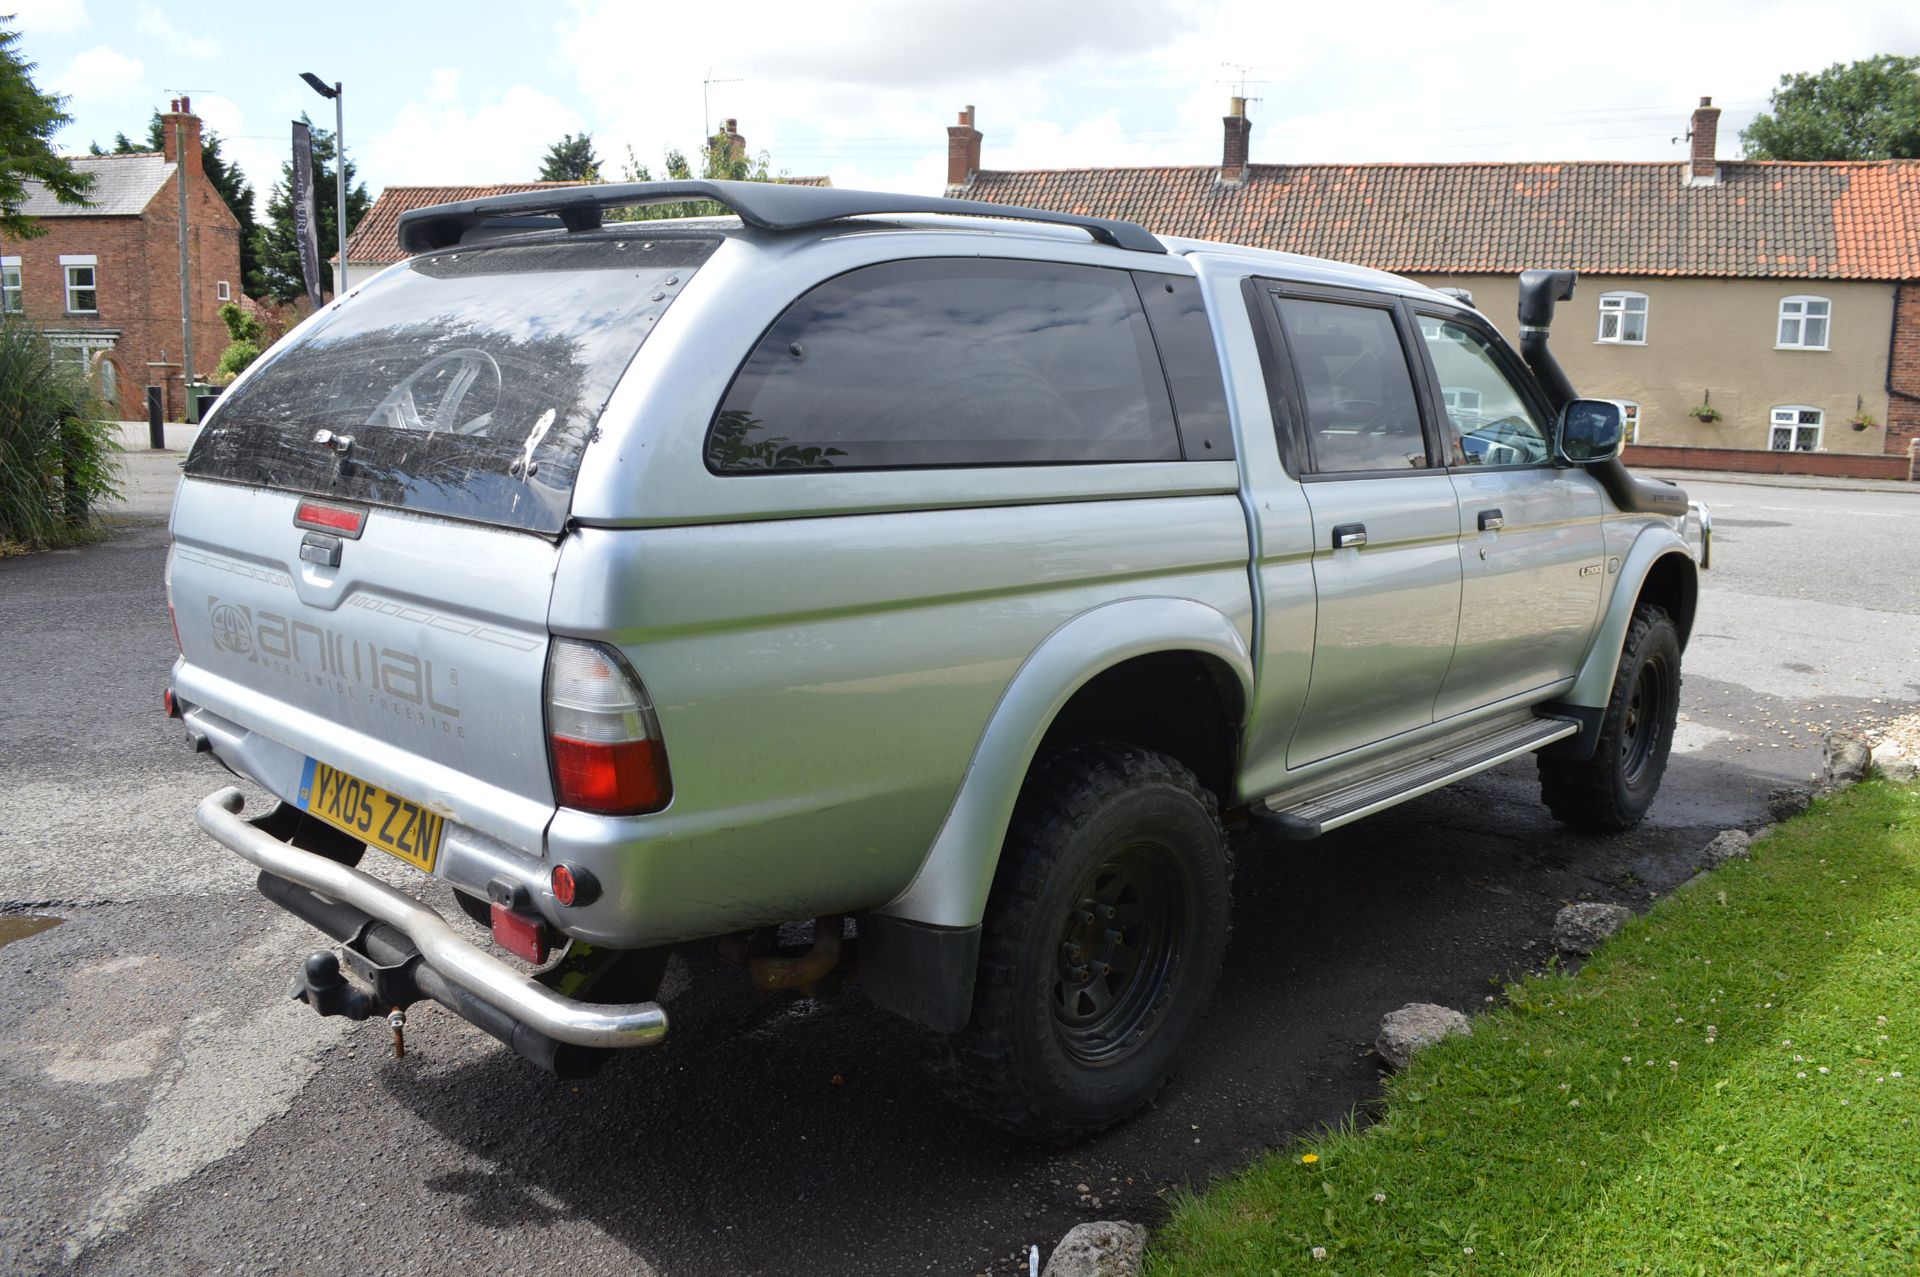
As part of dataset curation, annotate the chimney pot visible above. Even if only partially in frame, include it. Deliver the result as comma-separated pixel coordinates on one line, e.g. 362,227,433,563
1688,95,1721,185
160,98,204,179
946,103,983,192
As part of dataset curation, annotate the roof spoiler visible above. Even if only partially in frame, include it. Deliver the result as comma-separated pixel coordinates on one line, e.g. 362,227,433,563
396,180,1168,256
1515,267,1688,517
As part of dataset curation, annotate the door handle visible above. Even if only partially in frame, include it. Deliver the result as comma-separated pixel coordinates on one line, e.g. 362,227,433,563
1478,508,1505,532
1332,522,1368,549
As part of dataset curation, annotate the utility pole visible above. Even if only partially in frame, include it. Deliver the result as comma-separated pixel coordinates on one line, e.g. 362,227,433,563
175,115,194,422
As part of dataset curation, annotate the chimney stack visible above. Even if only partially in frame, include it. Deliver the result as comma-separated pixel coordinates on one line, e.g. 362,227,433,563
946,105,982,191
1220,96,1251,185
1687,96,1720,185
160,95,203,179
723,118,746,162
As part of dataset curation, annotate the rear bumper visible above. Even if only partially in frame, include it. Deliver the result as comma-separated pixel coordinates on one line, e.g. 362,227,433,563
197,787,668,1050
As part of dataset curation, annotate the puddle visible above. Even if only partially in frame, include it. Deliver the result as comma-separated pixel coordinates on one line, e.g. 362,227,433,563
0,914,63,950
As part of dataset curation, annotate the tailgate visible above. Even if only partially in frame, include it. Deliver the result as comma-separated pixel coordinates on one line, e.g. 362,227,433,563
169,478,559,855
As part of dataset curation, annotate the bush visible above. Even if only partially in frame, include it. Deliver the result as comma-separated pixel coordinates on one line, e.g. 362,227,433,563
0,318,121,547
210,301,265,384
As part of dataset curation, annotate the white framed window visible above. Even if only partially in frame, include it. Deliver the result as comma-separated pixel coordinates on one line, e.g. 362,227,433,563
1777,296,1830,349
1597,292,1648,344
1,256,20,313
59,254,98,315
216,280,231,301
1620,401,1640,443
1441,386,1483,418
1769,405,1822,452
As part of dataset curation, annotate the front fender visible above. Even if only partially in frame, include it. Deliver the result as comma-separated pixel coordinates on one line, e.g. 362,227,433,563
877,597,1254,930
1563,523,1696,711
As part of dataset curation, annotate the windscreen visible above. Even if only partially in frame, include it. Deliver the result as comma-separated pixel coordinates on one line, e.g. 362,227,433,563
186,235,718,534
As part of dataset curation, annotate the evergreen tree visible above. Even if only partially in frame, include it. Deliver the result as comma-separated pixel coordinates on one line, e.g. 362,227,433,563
610,129,786,221
253,115,370,303
0,21,93,238
1742,55,1920,160
538,132,599,181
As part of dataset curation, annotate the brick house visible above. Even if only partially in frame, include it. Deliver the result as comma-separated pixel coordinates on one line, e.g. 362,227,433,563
945,101,1920,479
2,98,242,420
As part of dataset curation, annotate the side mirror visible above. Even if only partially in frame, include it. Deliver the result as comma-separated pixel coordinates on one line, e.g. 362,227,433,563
1557,398,1627,464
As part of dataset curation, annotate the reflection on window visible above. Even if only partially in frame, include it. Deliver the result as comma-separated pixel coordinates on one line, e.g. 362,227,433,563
1276,297,1427,473
1597,292,1647,344
1418,316,1552,466
1769,406,1821,451
1778,297,1830,349
709,258,1180,471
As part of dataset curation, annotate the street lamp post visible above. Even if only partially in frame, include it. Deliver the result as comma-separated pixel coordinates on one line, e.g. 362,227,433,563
299,72,348,298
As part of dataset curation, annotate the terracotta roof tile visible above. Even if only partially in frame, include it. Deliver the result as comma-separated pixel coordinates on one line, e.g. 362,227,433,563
960,160,1920,280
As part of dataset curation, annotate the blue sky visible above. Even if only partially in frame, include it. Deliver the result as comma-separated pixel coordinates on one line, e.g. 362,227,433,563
11,0,1920,218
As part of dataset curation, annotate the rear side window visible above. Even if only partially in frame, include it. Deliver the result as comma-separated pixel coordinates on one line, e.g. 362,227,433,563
707,258,1181,471
1135,273,1234,459
1275,297,1428,473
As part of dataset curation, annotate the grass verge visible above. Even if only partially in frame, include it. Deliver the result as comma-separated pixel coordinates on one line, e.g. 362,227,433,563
1149,781,1920,1275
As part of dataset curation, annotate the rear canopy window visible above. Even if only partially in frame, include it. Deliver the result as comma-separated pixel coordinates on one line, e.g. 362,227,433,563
188,235,718,534
707,258,1182,471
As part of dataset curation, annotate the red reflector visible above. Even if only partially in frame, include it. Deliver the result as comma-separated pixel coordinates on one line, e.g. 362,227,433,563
551,864,578,907
163,689,179,718
294,500,365,537
489,902,549,964
551,736,670,815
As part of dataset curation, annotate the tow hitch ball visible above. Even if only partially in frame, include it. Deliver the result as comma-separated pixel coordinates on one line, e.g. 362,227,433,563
292,952,410,1059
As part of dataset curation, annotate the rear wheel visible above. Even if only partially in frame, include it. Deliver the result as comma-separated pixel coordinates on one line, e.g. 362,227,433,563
1539,604,1681,831
935,743,1231,1142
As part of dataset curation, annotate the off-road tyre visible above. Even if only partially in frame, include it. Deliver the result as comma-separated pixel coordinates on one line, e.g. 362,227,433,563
1539,603,1681,831
934,743,1232,1143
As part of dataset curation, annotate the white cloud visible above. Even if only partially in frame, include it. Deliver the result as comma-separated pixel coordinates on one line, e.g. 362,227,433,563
365,83,582,186
9,0,90,35
135,4,219,58
540,0,1920,197
426,68,460,104
59,46,148,113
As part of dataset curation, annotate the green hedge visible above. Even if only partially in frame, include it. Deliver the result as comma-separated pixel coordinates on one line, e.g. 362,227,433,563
0,318,121,547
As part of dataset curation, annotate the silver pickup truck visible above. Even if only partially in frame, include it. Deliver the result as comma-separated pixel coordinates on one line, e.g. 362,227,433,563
168,181,1707,1140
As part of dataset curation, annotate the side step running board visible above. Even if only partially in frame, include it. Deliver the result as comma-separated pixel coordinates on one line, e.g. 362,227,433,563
1257,716,1580,840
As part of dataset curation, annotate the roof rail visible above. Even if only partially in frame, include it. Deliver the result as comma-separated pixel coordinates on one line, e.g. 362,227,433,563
396,179,1167,255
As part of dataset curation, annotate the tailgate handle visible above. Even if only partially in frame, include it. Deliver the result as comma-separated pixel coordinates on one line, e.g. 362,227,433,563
299,532,342,568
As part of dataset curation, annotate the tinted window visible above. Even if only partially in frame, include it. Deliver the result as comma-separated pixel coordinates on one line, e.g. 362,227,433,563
708,258,1179,471
1416,316,1552,466
1275,298,1427,473
189,236,717,534
1135,272,1233,458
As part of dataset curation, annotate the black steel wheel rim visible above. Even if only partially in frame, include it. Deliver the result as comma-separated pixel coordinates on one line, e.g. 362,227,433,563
1621,653,1670,786
1050,842,1185,1066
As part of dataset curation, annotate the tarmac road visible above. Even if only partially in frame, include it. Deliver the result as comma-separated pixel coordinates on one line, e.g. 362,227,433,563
1,474,1914,1276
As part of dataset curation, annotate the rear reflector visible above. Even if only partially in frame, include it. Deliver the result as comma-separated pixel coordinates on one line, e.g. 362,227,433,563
163,689,180,718
546,640,672,815
293,500,366,538
489,902,549,964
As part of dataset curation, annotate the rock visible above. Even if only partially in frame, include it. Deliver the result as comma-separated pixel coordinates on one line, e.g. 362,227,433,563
1767,785,1812,823
1822,731,1872,790
1375,1002,1472,1071
1043,1221,1147,1277
1877,748,1918,784
1553,902,1633,955
1701,829,1750,868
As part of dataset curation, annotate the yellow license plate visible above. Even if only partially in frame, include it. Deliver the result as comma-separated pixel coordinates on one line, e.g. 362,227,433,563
296,758,445,873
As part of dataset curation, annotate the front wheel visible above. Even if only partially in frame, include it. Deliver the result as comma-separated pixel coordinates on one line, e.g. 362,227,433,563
1539,604,1681,831
935,743,1232,1142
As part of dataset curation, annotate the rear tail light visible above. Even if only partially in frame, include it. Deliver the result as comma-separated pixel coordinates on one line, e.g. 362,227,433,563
545,639,671,815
